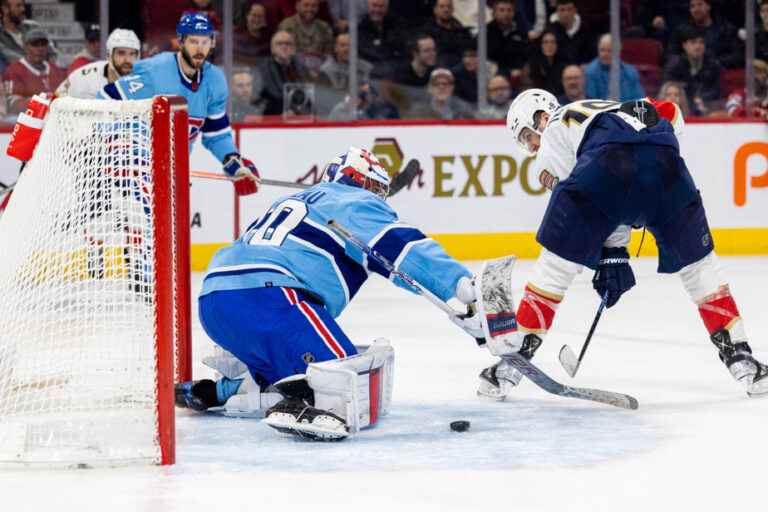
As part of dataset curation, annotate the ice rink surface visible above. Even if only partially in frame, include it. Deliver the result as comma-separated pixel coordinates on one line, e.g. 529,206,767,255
4,256,767,512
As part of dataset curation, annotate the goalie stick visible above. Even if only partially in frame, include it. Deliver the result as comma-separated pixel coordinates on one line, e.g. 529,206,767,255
191,158,422,198
327,220,639,411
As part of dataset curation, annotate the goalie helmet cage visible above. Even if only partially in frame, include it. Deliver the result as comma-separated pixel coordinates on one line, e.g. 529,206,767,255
0,96,191,467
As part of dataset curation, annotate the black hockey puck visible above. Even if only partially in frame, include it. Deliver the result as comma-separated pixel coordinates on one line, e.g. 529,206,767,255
449,420,470,432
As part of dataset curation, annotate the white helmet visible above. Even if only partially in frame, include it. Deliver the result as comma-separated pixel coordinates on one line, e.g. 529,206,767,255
322,147,390,199
506,88,559,154
106,28,141,57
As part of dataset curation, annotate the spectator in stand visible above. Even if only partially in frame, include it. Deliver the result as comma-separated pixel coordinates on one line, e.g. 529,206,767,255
452,0,491,35
663,27,720,116
658,80,690,117
547,0,596,65
358,0,405,79
524,29,569,96
319,32,372,91
638,0,691,46
0,0,26,68
328,80,399,120
668,0,741,69
558,64,586,104
234,3,272,67
182,0,222,28
388,0,432,29
230,69,265,122
257,0,294,33
725,59,768,120
757,0,768,62
477,75,514,119
584,33,645,102
256,30,311,115
407,68,474,119
517,0,547,41
420,0,474,68
3,27,65,115
390,33,436,88
68,25,100,75
451,47,480,104
278,0,334,56
327,0,367,32
486,0,529,81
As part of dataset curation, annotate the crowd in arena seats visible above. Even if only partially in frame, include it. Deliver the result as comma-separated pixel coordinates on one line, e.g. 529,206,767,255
0,0,765,123
219,0,767,122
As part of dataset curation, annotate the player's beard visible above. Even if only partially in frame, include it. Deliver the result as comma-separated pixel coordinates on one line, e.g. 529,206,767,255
114,61,134,77
181,46,207,70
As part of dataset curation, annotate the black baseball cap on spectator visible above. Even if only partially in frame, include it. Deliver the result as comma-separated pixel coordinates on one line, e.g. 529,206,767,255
679,26,705,43
85,24,101,42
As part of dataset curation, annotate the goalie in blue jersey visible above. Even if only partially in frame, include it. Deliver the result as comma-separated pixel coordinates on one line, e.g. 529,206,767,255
176,147,485,440
98,13,260,195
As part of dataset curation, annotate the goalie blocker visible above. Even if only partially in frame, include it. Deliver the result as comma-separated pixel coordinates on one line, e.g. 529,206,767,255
264,339,395,441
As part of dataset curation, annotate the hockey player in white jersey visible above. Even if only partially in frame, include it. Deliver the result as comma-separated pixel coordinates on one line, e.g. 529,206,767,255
56,29,140,99
480,89,768,399
175,147,485,440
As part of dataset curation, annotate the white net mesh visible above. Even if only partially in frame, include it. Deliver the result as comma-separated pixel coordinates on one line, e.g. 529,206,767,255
0,97,178,467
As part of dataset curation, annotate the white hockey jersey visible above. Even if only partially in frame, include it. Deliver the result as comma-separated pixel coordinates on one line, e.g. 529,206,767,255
55,60,110,99
535,99,685,184
533,98,685,248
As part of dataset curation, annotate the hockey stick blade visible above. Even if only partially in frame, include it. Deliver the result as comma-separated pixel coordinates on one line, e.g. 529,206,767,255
559,292,608,378
558,345,580,378
388,159,420,197
501,353,639,410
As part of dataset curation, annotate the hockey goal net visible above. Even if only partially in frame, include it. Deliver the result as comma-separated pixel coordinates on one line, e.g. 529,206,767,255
0,96,191,467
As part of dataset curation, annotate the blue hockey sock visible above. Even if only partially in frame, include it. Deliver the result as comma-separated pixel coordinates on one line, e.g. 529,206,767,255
216,377,244,404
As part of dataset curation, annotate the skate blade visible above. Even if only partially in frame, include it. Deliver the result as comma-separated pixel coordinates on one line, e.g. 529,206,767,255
264,416,349,441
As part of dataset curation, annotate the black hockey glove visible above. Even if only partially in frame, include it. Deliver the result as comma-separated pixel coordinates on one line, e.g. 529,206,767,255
592,246,635,308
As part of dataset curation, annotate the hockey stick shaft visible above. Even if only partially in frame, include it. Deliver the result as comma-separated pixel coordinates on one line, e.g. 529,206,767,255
191,159,421,197
559,292,608,377
328,219,638,410
575,292,608,367
191,170,308,190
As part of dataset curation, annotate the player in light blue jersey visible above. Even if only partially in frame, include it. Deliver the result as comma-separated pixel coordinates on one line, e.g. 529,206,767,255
176,147,485,440
98,13,260,195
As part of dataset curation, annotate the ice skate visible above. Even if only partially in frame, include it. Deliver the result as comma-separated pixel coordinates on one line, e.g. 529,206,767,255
264,375,348,441
478,334,542,400
710,330,768,397
175,379,223,411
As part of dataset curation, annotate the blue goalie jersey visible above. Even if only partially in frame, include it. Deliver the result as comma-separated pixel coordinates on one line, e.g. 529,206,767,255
97,52,237,162
201,183,472,318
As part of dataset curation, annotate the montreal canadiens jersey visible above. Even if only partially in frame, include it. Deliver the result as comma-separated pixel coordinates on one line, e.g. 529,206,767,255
56,60,109,99
97,52,237,162
201,182,472,318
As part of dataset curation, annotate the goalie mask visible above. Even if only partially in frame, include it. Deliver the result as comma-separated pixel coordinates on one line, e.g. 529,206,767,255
506,88,559,155
322,147,390,199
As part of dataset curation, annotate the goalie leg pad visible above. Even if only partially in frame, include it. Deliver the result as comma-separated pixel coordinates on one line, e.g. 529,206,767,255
307,338,395,433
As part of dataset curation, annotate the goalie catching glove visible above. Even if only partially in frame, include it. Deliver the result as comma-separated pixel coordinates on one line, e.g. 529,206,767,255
223,153,261,196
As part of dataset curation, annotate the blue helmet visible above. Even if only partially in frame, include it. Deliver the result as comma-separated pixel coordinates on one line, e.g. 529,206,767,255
176,13,214,40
